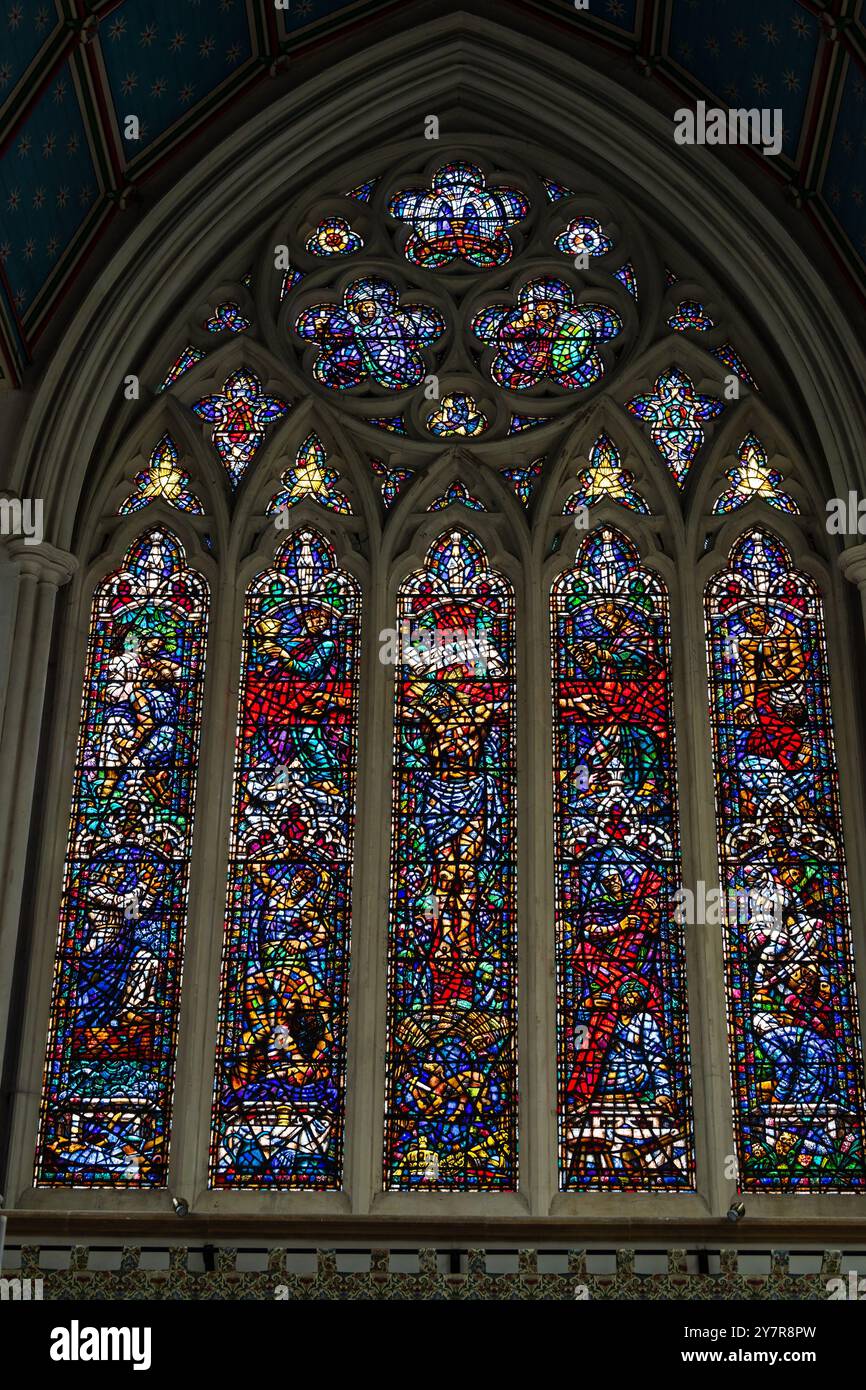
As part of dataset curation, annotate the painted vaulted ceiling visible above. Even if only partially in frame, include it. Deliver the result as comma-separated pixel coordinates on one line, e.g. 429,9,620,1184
0,0,864,387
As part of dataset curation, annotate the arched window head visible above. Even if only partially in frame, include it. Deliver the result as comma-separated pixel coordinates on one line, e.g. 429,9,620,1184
384,530,517,1191
705,529,866,1191
36,530,208,1187
551,527,695,1190
210,528,361,1189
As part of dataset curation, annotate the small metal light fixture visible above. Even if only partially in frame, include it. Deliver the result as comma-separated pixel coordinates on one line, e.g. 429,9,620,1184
171,1196,189,1218
726,1200,746,1223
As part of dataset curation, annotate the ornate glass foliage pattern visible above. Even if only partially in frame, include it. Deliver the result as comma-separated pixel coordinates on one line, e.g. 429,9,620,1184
426,392,488,437
192,370,290,488
305,217,363,258
705,531,866,1191
551,529,694,1190
384,530,518,1190
371,457,413,509
388,162,528,269
502,457,543,507
119,435,203,515
157,343,205,391
564,433,648,514
267,433,352,516
712,342,758,390
280,265,305,301
554,216,613,260
472,279,622,391
295,277,445,391
713,434,798,515
626,367,723,488
211,530,362,1188
667,299,714,333
428,481,487,511
205,301,250,334
613,262,638,300
543,177,576,203
36,531,208,1186
509,413,549,434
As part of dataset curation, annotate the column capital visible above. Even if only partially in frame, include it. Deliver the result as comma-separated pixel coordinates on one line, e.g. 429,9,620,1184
1,538,78,586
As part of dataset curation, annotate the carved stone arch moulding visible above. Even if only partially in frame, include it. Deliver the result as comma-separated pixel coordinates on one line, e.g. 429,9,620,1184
6,15,866,1230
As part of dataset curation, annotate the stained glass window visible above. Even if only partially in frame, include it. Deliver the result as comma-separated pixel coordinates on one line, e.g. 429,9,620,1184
551,528,694,1189
210,529,361,1188
543,177,575,203
428,481,487,511
667,300,714,333
564,433,648,514
613,262,638,300
205,301,250,334
472,279,622,390
426,392,488,437
280,265,305,301
305,217,363,258
267,433,352,516
345,178,379,203
192,370,290,488
295,277,445,390
35,530,208,1186
119,435,204,515
157,343,205,391
502,458,543,507
388,162,528,269
712,342,758,390
384,530,517,1190
713,433,798,515
705,530,866,1191
371,457,413,509
626,367,723,488
554,217,613,260
509,413,549,434
369,415,407,434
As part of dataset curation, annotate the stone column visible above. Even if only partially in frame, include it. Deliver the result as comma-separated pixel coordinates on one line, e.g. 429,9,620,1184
839,545,866,630
0,540,77,1139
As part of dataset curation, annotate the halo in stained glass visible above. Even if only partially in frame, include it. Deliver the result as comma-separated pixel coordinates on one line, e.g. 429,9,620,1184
295,277,445,391
705,530,866,1190
552,527,694,1189
384,530,518,1190
35,530,208,1186
472,279,622,391
210,529,362,1188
